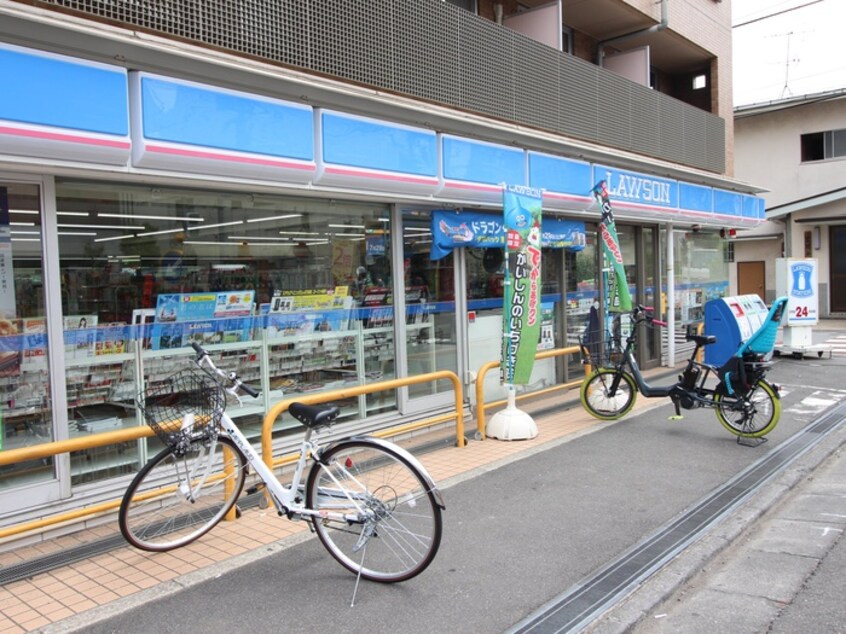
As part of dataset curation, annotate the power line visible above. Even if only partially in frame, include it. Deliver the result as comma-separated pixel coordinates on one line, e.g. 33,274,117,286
733,0,825,28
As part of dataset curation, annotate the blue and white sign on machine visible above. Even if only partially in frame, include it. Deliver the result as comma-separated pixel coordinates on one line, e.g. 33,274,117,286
776,258,818,326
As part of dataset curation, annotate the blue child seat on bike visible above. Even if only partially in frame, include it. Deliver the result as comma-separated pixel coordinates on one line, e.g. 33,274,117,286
735,296,788,357
721,296,788,396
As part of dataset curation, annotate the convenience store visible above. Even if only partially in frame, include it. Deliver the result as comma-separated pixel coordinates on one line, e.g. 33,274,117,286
0,15,764,532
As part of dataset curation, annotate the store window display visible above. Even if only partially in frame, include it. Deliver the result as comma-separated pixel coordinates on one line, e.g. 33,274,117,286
55,179,394,486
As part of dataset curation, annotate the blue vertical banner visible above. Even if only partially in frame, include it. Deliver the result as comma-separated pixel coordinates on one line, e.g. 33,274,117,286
501,185,543,386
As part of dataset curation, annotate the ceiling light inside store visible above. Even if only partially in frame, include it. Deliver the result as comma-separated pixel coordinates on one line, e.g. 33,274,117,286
278,230,319,236
332,232,365,237
10,221,35,226
328,223,365,229
9,209,37,215
11,238,40,242
184,241,241,246
228,235,289,241
95,234,136,242
100,213,204,222
136,228,187,237
188,220,244,231
245,214,302,224
57,211,89,217
58,231,97,236
59,223,145,230
212,264,249,271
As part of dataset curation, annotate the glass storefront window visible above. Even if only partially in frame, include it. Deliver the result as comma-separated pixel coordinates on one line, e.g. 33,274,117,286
55,179,394,485
0,182,55,492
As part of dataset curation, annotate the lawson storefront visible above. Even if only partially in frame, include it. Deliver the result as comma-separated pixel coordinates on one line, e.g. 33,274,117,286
0,41,764,533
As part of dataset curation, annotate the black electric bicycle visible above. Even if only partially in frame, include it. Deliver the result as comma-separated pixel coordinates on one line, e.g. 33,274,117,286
579,298,788,439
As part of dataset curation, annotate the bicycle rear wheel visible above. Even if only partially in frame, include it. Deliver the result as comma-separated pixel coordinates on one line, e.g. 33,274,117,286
305,439,442,583
714,379,781,438
580,368,638,420
119,436,246,551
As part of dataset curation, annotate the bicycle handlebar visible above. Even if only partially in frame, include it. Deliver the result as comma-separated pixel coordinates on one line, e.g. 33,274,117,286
191,342,261,398
633,304,667,327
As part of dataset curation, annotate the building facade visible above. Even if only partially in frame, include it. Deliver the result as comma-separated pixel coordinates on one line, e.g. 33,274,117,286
0,0,762,539
733,89,846,315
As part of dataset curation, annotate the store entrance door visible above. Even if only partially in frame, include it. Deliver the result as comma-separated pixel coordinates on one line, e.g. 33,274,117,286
397,208,460,414
0,177,64,510
637,225,661,369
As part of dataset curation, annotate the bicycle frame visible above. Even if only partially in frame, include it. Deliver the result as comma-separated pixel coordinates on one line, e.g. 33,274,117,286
606,330,677,398
216,411,444,522
603,318,730,409
607,320,770,415
216,412,353,522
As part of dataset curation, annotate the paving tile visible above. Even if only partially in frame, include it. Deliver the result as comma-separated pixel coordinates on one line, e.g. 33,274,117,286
16,615,51,631
0,617,25,634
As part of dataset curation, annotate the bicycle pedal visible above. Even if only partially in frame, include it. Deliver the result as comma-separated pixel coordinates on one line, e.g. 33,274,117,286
667,415,684,421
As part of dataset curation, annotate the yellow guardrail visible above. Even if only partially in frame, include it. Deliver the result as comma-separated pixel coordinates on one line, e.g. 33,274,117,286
0,371,464,542
261,370,466,473
475,345,583,439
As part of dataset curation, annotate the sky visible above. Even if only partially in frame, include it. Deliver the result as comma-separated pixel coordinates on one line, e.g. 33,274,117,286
732,0,846,106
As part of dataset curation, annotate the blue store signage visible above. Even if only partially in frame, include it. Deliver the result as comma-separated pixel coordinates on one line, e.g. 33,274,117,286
430,210,585,260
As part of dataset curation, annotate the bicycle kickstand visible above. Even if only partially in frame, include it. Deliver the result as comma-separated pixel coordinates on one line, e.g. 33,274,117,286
350,541,367,608
668,397,684,421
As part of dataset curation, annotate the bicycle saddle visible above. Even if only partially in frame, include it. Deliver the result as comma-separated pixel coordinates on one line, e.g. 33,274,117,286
289,402,340,428
688,334,716,346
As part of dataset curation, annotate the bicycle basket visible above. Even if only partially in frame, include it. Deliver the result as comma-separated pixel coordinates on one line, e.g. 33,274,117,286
579,333,623,368
137,368,226,448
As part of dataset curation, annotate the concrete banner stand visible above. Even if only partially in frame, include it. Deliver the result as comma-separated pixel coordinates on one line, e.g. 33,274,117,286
486,384,538,440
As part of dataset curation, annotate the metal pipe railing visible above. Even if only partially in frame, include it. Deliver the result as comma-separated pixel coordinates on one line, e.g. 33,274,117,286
475,346,583,439
261,370,466,473
0,371,464,541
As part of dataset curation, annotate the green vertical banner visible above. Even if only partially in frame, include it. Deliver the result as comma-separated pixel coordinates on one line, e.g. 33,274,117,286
501,184,543,386
593,180,632,314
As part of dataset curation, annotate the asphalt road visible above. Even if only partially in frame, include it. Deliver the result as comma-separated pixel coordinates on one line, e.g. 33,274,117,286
68,336,846,634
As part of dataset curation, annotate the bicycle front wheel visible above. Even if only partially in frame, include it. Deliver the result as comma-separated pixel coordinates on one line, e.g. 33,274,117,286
306,439,443,583
714,379,781,438
580,368,638,420
119,436,247,551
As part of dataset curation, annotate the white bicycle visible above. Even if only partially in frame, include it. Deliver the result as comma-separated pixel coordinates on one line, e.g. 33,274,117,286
119,342,444,586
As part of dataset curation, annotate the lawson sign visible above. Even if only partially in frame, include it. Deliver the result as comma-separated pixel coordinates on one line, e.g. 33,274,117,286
594,165,678,210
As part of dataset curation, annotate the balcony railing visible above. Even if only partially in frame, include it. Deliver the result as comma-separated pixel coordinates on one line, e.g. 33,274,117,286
17,0,725,173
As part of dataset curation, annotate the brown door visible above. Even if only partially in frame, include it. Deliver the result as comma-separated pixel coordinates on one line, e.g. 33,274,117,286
738,261,765,298
831,226,846,312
